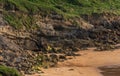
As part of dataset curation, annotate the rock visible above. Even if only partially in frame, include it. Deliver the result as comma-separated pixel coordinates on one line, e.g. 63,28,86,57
15,57,21,63
50,13,63,20
0,56,3,61
0,14,7,26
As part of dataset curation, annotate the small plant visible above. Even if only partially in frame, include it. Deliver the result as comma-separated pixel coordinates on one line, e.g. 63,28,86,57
72,20,82,28
0,65,21,76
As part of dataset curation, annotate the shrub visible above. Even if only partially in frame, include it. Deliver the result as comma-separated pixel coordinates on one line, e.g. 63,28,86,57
0,65,21,76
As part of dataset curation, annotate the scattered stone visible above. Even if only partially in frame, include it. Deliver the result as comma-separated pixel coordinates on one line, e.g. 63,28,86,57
68,68,74,71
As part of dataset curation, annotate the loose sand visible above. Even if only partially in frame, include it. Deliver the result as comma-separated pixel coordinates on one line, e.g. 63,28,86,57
26,48,120,76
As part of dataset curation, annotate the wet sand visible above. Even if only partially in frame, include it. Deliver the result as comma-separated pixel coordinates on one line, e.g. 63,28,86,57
26,48,120,76
100,66,120,76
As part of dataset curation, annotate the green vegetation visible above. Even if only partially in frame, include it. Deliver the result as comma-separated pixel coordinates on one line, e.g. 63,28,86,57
0,65,21,76
1,0,120,29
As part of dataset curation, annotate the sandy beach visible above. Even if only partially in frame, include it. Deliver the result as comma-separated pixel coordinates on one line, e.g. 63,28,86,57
26,48,120,76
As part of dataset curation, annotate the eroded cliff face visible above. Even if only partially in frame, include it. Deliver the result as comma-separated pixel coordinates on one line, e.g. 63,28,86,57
0,11,120,74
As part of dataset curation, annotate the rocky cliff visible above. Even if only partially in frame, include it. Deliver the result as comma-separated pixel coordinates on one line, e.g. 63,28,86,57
0,0,120,75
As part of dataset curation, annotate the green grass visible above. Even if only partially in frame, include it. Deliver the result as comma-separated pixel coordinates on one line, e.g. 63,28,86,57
1,0,120,29
1,0,120,15
0,65,21,76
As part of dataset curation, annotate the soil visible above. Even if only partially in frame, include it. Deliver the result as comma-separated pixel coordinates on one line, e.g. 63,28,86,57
26,48,120,76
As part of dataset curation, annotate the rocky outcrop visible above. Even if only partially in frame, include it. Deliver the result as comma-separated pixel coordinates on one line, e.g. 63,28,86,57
0,12,120,74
